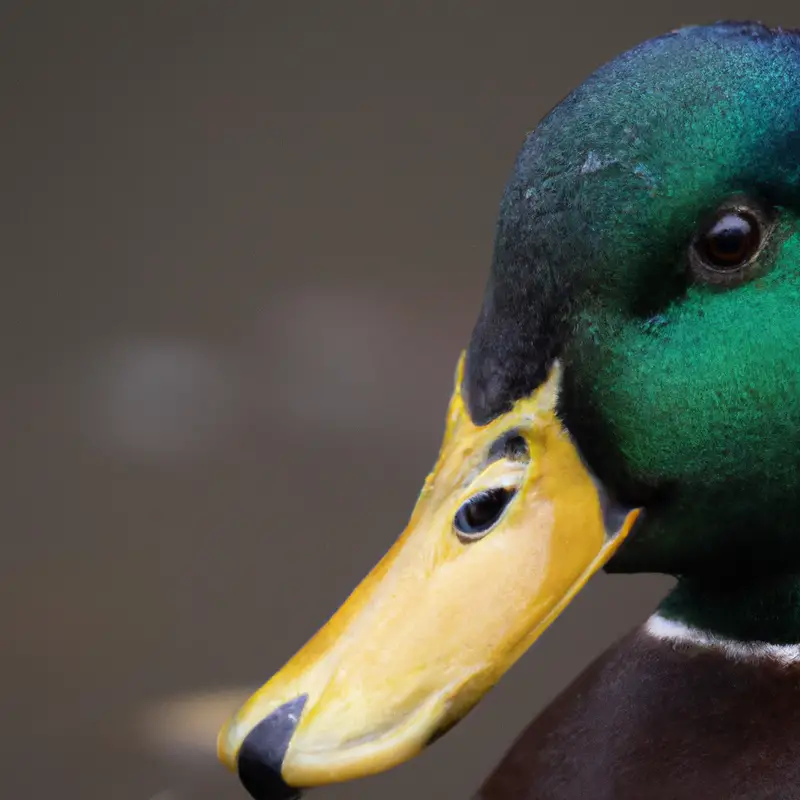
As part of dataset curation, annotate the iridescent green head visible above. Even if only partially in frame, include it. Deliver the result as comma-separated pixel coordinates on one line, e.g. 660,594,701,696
466,21,800,577
221,24,800,797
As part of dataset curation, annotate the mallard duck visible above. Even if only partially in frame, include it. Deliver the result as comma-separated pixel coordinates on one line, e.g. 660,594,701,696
217,21,800,799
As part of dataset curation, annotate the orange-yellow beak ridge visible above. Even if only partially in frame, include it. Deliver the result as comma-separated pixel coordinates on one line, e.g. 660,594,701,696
217,354,640,799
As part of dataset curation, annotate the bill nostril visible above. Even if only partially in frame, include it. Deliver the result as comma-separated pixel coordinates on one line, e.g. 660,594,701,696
237,694,309,800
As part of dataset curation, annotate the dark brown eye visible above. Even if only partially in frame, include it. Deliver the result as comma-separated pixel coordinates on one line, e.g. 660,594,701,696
699,211,760,266
690,206,767,285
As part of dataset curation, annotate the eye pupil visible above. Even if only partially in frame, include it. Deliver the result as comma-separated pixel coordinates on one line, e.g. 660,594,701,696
698,211,760,269
454,488,516,539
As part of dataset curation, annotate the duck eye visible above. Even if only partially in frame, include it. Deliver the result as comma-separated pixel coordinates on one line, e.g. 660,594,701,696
699,211,760,266
454,488,517,541
691,208,764,282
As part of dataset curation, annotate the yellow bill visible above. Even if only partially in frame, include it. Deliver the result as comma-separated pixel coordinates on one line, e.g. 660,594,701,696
218,354,639,798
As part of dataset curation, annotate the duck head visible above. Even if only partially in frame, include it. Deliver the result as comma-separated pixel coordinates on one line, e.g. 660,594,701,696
218,22,800,799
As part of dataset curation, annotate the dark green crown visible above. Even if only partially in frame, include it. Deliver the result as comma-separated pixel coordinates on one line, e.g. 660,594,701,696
464,22,800,576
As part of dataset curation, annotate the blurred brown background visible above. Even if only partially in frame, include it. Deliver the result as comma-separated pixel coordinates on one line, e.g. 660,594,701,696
3,2,798,799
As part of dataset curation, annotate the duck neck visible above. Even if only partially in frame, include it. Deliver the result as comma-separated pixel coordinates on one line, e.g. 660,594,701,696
656,573,800,646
